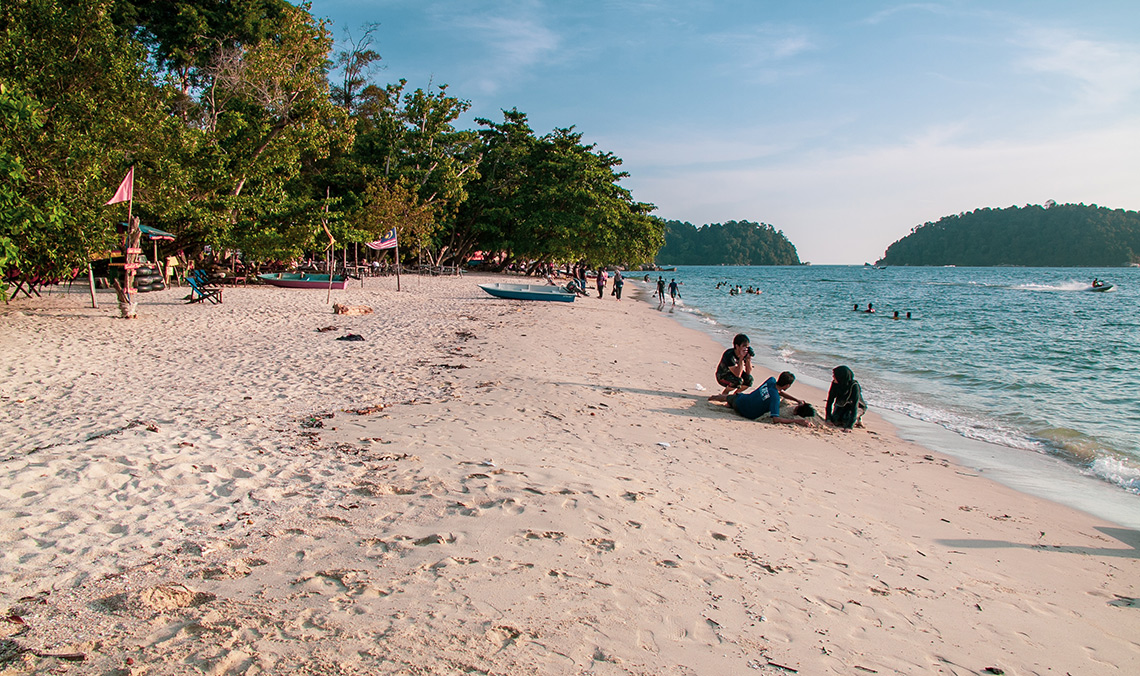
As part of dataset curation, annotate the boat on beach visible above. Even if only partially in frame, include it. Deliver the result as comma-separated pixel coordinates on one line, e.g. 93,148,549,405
257,272,348,290
478,282,575,302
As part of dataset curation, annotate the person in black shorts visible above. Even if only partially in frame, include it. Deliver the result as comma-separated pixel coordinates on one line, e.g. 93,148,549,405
715,333,754,396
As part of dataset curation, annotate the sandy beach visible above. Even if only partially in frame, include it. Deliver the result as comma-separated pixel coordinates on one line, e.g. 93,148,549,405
1,273,1137,675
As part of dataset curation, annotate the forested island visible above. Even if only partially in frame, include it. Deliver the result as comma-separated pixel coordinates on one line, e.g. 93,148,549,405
0,2,664,301
655,219,801,266
877,203,1140,267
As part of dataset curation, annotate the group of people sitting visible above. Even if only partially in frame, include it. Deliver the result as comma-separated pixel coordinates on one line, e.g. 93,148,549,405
708,333,867,429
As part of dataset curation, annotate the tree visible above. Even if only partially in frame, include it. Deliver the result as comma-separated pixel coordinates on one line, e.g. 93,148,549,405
455,110,662,272
345,80,480,264
351,178,435,254
876,204,1140,266
109,1,352,261
655,220,800,265
1,0,168,295
329,23,383,114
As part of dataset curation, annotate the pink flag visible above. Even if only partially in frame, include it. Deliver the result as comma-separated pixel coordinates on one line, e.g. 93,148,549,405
105,167,134,205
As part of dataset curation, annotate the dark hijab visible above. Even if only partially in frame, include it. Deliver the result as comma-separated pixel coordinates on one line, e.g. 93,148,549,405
831,365,855,400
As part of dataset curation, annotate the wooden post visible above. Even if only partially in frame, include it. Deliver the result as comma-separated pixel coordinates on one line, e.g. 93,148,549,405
87,263,98,308
113,216,141,318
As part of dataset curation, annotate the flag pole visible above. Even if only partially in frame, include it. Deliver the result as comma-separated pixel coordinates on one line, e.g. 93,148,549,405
323,187,334,304
394,231,401,292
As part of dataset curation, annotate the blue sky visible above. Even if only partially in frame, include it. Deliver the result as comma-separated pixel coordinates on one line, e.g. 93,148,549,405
308,1,1140,264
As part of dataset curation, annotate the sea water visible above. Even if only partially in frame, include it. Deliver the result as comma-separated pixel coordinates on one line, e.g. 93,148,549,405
643,265,1140,528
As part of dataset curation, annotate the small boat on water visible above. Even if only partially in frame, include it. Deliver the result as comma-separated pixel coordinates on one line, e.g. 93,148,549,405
257,272,348,290
1089,283,1114,292
479,283,575,302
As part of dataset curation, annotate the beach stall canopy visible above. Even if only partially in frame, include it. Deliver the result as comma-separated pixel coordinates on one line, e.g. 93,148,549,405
135,223,175,241
120,222,175,266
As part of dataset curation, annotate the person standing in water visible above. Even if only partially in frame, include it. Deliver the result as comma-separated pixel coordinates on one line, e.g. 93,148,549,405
668,278,681,305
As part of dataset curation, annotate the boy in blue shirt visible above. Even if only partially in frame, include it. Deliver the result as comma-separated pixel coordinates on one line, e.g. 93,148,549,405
710,371,808,425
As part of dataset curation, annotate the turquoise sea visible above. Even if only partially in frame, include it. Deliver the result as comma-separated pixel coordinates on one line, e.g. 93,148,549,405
644,265,1140,528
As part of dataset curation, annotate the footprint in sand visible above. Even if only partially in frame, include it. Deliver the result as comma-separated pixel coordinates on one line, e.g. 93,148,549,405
412,533,456,546
485,625,523,650
585,538,616,552
523,530,565,541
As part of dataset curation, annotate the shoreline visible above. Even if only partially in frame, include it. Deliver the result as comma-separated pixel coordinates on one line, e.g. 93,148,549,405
2,274,1138,674
635,277,1140,530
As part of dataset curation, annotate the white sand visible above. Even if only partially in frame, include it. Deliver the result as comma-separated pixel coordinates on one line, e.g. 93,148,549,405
1,273,1137,674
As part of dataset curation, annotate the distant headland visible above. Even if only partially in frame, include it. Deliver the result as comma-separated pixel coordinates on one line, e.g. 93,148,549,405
876,203,1140,267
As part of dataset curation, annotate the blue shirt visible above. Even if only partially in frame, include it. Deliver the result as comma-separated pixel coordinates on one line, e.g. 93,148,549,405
731,377,781,420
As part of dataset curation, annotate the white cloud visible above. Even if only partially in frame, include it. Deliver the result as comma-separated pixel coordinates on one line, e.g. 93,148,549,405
437,6,563,95
1015,28,1140,108
706,24,816,63
622,120,1140,264
861,3,951,26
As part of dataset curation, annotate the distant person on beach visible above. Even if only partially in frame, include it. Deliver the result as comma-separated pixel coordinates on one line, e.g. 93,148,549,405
564,278,588,296
612,270,624,300
669,279,681,305
714,333,755,396
826,365,867,430
710,371,809,426
596,268,607,298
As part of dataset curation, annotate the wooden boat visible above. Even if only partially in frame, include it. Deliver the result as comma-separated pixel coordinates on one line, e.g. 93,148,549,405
478,282,575,302
257,272,348,290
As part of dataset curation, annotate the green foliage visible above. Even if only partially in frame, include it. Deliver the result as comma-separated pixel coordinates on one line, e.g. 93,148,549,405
113,1,352,260
877,204,1140,266
110,0,294,93
1,0,164,292
351,178,436,252
656,219,801,266
453,110,662,271
2,0,666,287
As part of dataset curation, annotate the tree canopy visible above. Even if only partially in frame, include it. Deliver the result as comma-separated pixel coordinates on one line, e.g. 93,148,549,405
876,203,1140,267
655,219,801,266
0,0,666,299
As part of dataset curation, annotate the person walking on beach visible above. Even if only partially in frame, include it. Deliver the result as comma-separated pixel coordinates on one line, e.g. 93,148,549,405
612,270,624,300
668,278,681,305
596,268,607,298
715,333,754,396
656,276,666,307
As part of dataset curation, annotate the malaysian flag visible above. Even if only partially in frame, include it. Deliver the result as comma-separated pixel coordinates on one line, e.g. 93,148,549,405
365,229,397,250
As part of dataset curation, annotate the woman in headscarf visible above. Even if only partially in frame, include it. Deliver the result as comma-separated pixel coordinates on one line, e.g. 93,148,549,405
826,365,866,429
